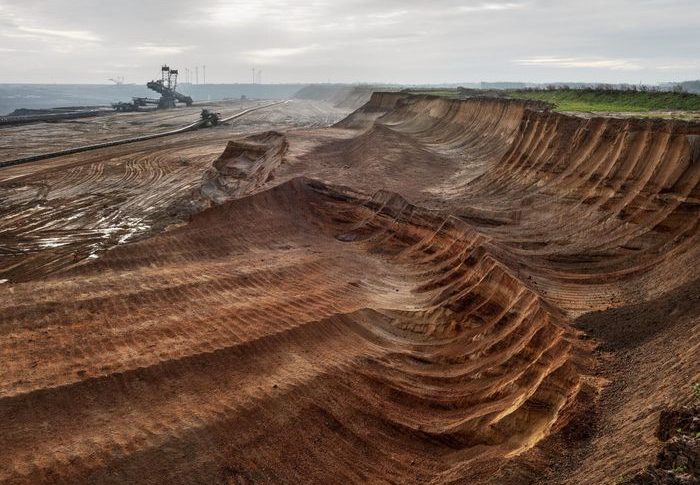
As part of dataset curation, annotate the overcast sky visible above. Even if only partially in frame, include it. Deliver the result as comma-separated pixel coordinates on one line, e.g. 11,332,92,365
0,0,698,84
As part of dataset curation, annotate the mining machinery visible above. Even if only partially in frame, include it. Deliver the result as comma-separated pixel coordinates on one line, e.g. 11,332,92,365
147,65,193,109
112,65,193,111
200,109,221,127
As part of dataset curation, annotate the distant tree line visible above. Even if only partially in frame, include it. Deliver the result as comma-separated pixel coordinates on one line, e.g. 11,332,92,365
523,83,693,95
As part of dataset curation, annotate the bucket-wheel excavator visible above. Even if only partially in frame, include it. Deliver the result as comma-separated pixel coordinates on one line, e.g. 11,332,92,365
113,65,193,111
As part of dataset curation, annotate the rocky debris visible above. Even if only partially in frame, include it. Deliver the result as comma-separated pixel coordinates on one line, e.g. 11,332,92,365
166,131,290,220
201,131,287,204
624,405,700,484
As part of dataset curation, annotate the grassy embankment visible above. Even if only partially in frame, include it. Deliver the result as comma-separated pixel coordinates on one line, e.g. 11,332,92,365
407,88,700,113
508,89,700,112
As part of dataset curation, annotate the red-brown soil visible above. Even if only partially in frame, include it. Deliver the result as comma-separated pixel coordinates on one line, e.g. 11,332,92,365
0,93,698,484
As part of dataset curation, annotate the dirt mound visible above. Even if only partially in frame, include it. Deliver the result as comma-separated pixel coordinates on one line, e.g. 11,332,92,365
166,131,288,218
201,131,288,204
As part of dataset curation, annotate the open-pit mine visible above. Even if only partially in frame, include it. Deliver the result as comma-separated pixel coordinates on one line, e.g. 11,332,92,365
1,90,698,484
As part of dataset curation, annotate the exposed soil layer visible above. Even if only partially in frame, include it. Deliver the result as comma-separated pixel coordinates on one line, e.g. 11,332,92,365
0,93,699,484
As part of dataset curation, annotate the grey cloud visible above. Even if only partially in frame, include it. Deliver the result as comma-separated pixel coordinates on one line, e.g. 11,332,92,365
0,0,697,84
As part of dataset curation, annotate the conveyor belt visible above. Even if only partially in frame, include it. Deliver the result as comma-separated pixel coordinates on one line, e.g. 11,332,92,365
0,101,286,169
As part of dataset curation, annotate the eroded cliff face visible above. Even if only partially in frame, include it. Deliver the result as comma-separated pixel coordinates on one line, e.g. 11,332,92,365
189,93,700,481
